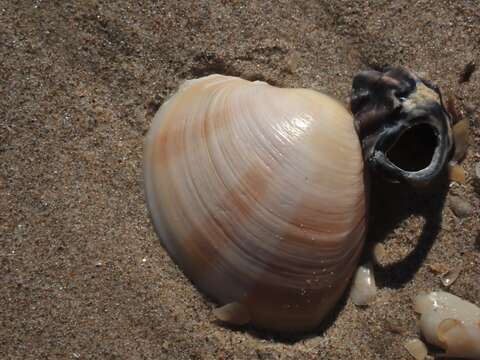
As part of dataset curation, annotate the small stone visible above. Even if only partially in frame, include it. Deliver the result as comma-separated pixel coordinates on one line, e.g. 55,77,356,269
383,320,406,335
213,302,250,326
427,262,449,274
441,264,462,287
372,243,386,265
449,195,473,218
404,338,428,360
464,102,476,114
475,162,480,180
350,262,376,306
448,163,466,183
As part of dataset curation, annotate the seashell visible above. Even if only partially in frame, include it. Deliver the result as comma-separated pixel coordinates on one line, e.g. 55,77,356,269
145,67,454,332
414,291,480,359
145,74,367,332
350,67,453,187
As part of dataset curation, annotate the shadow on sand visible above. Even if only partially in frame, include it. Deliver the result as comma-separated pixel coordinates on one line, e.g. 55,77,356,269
364,173,449,289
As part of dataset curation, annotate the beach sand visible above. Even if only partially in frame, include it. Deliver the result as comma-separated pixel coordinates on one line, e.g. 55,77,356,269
1,1,479,359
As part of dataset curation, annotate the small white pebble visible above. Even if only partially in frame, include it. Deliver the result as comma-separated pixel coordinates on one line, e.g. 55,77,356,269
350,262,377,306
213,302,250,326
414,291,480,359
404,338,428,360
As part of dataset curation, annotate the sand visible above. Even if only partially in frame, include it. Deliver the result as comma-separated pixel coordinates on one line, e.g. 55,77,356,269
1,1,479,359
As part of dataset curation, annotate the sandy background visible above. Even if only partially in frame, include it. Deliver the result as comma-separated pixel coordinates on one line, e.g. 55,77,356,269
1,1,479,359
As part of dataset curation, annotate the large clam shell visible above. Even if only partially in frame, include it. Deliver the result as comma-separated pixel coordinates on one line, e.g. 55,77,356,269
144,75,367,332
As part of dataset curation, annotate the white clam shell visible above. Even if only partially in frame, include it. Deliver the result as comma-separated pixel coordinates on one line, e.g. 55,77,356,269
145,75,367,332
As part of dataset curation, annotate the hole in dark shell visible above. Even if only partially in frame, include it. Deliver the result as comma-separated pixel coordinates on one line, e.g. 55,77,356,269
387,123,437,172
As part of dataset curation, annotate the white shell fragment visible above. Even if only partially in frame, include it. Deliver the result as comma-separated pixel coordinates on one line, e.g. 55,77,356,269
145,74,367,332
404,338,428,360
414,291,480,359
350,263,376,306
440,264,462,288
213,302,251,326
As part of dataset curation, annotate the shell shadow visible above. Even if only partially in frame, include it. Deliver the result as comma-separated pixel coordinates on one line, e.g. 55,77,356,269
363,172,449,288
